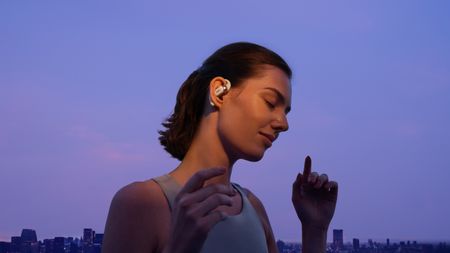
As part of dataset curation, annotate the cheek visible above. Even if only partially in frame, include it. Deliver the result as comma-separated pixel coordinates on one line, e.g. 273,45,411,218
218,100,266,142
218,106,250,140
244,99,271,127
229,99,261,127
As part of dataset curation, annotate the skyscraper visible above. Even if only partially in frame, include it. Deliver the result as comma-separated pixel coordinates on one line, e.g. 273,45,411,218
368,239,374,248
333,229,344,249
83,228,95,253
20,229,37,243
353,238,360,250
83,228,94,245
20,229,38,253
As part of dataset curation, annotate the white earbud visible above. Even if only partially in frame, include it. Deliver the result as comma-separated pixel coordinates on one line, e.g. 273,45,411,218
214,79,231,97
210,79,231,107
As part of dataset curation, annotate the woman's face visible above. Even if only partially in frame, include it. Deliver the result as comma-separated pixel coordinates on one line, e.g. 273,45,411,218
217,65,292,162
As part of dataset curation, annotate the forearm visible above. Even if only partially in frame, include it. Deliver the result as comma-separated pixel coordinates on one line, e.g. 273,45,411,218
301,225,328,253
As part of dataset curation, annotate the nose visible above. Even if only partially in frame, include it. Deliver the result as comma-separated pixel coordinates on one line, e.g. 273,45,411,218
272,114,289,133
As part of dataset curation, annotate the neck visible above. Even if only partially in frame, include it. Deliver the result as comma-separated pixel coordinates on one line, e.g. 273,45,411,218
169,113,237,187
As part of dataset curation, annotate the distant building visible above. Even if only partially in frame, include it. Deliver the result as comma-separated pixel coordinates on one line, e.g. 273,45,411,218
368,239,373,248
20,229,39,253
10,236,21,252
69,241,79,253
386,238,390,247
43,239,54,253
83,228,94,246
83,228,96,253
333,229,343,249
422,243,433,253
54,237,65,253
20,229,37,243
353,238,360,250
0,242,10,253
94,234,103,245
92,234,103,253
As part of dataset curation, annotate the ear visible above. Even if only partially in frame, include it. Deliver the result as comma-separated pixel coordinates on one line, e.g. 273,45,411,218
209,76,231,108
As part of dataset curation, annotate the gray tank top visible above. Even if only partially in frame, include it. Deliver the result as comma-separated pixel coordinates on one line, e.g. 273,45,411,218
153,174,269,253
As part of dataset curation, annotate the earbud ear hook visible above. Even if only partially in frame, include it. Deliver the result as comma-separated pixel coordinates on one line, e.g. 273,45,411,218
214,79,231,97
210,79,231,107
223,79,231,91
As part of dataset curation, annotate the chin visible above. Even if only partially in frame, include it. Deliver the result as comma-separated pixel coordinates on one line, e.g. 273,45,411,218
223,137,267,162
241,149,266,162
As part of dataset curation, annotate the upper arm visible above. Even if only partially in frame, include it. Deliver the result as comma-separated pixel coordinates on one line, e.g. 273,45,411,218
243,188,279,253
102,181,169,253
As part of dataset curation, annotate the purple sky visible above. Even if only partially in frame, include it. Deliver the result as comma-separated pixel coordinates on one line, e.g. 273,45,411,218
1,1,449,243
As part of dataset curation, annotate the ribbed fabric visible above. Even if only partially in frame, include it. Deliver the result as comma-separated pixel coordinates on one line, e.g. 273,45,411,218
153,174,269,253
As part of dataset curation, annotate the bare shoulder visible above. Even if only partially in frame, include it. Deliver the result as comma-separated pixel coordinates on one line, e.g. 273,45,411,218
112,179,167,209
102,179,170,253
107,179,169,221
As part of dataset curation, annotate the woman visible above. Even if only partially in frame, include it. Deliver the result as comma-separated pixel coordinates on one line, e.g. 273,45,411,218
102,42,338,253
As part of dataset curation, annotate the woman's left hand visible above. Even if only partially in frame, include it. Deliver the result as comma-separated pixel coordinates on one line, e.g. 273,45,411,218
292,156,338,230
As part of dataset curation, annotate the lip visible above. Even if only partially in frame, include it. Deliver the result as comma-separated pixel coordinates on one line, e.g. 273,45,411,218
259,132,275,146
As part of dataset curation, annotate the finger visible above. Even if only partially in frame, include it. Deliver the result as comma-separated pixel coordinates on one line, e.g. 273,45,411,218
292,172,303,188
190,193,233,217
313,174,329,189
199,210,228,233
180,168,226,194
293,173,309,194
324,181,338,192
302,156,312,184
180,184,236,207
308,172,319,185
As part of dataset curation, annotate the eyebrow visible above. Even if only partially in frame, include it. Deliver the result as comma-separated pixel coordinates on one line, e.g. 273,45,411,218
263,87,291,114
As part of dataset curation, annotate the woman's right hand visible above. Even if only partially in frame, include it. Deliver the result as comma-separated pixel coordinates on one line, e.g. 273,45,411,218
164,168,236,253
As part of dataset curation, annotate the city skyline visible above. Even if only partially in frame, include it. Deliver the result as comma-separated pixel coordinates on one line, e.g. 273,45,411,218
1,228,448,253
1,0,449,242
1,227,449,245
0,228,102,253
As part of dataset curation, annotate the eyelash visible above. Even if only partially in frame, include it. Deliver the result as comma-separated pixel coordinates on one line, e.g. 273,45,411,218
265,100,275,109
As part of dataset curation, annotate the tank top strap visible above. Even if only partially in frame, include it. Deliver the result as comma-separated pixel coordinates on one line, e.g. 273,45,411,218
152,175,250,213
230,182,247,198
152,174,181,211
152,174,269,253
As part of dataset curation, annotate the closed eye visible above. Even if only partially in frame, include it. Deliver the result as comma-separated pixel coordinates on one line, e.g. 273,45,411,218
265,100,275,109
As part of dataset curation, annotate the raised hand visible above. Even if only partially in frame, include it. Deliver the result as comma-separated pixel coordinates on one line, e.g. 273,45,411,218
292,156,338,230
164,168,236,253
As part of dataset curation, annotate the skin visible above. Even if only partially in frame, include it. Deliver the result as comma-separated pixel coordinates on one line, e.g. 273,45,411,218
102,65,338,253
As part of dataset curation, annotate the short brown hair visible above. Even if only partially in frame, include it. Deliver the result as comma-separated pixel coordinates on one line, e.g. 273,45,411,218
158,42,292,161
